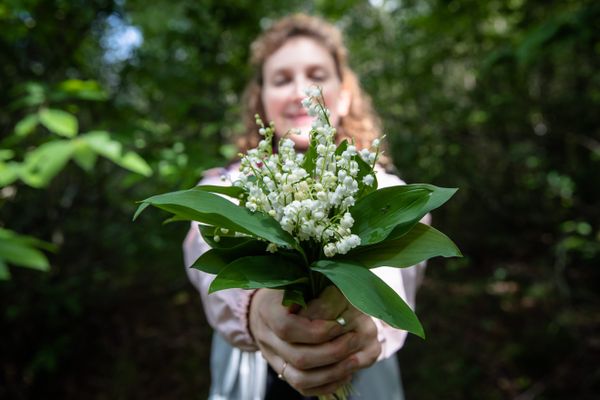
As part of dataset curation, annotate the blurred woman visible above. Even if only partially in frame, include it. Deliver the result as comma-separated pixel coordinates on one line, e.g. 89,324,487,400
184,14,426,400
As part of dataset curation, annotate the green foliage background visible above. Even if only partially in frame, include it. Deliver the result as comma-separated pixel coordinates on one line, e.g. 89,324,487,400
1,0,598,398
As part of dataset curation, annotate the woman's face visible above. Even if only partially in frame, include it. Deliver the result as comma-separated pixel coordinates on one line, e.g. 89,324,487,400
261,36,350,150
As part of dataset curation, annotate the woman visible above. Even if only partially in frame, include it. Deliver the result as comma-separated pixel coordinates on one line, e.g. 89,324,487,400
184,14,426,399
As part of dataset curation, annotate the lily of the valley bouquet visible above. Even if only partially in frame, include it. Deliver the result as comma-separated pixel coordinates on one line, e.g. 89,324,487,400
134,87,461,398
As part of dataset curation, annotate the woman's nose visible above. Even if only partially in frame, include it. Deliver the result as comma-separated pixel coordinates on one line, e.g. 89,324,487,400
292,76,308,99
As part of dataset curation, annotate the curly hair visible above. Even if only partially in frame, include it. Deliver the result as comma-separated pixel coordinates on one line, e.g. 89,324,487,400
240,14,386,159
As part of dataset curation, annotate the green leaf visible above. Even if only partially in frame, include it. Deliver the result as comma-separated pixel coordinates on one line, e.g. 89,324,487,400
0,260,10,280
198,225,252,249
0,237,50,271
72,140,98,172
134,189,298,249
342,223,462,268
118,152,153,176
282,287,307,308
15,114,39,137
39,108,78,137
209,255,308,293
0,162,20,187
351,185,432,246
57,79,108,101
0,150,15,161
302,131,319,172
192,239,267,274
82,131,152,176
193,185,244,199
355,152,378,198
20,140,74,188
335,139,349,156
386,184,458,240
0,228,57,253
312,260,424,338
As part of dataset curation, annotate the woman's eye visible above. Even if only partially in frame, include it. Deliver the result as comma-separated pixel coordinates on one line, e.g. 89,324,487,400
272,75,290,86
310,72,328,82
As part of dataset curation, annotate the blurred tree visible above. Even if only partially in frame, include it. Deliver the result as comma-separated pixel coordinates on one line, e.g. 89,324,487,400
0,0,598,399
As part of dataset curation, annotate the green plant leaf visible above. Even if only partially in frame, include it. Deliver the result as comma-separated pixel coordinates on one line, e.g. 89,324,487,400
39,108,78,137
302,130,319,172
72,140,98,172
386,185,458,240
118,152,153,176
0,162,20,187
57,79,108,101
282,287,307,308
342,223,462,268
350,185,432,246
355,152,378,198
20,140,74,188
192,239,267,274
198,224,253,249
134,189,298,249
209,255,308,293
0,260,10,280
312,260,424,338
0,237,50,271
193,185,245,199
15,114,39,138
82,131,152,176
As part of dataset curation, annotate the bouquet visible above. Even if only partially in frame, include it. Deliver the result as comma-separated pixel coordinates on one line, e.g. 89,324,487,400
134,87,461,399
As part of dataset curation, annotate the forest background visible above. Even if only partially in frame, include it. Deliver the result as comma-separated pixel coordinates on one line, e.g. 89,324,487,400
1,0,598,399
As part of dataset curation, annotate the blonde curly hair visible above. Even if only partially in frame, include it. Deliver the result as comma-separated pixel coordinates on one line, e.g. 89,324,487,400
240,14,386,159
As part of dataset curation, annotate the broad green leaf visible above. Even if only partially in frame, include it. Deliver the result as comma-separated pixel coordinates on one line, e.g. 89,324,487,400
283,287,307,308
0,260,10,280
39,108,78,137
354,152,378,198
0,228,57,252
335,139,349,156
312,260,424,338
0,162,20,187
193,239,267,274
209,255,308,293
82,131,152,176
199,224,253,249
193,185,244,199
118,152,153,176
72,140,97,172
350,185,432,246
386,185,458,240
134,189,297,249
302,130,319,172
15,114,39,137
57,79,108,101
0,150,15,161
342,223,462,268
0,238,50,271
20,140,74,188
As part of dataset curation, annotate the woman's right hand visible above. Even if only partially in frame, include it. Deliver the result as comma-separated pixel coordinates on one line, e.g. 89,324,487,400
249,288,363,397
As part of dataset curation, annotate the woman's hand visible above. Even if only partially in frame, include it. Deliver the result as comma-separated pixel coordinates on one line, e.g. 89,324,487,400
248,287,381,397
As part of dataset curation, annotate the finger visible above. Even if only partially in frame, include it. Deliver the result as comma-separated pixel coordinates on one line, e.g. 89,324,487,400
349,328,382,370
264,309,346,344
301,285,348,320
260,325,362,370
284,355,359,393
299,374,353,397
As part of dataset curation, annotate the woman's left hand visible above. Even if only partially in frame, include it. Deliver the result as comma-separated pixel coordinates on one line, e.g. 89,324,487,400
298,286,382,373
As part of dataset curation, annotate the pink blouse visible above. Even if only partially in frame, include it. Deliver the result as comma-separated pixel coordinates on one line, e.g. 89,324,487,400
183,165,428,360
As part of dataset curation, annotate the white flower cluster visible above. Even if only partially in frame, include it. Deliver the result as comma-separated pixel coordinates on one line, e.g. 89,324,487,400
234,87,382,257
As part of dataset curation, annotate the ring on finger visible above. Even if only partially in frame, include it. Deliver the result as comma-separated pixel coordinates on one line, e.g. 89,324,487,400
277,360,288,381
335,315,347,327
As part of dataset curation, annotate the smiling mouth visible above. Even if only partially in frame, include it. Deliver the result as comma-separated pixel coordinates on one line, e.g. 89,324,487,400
287,114,313,124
